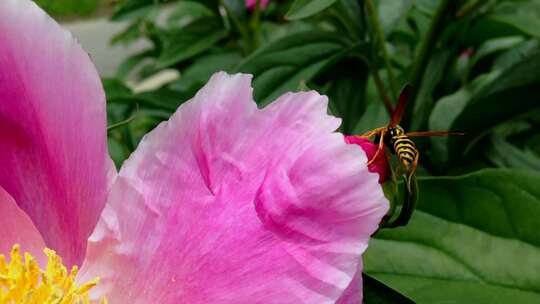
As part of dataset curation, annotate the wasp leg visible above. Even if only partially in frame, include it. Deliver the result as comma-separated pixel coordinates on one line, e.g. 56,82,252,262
368,130,386,166
381,175,418,228
360,127,386,139
394,152,420,227
381,153,420,229
406,152,419,189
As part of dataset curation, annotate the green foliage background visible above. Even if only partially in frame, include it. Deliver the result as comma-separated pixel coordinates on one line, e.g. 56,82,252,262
102,0,540,302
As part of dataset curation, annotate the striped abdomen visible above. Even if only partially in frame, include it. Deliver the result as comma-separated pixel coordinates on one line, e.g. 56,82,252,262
392,135,417,169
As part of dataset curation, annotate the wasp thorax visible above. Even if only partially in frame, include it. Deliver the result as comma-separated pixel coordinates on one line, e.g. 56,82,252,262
389,125,405,137
385,125,406,148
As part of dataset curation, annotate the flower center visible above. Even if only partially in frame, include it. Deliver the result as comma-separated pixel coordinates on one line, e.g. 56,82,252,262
0,244,105,303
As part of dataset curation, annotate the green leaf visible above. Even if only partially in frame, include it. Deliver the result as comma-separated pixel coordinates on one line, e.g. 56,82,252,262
259,21,316,46
493,39,540,71
414,0,439,16
116,50,155,80
485,136,540,171
429,49,540,162
352,74,391,134
488,1,540,39
352,101,388,135
107,137,125,169
378,0,412,36
285,0,338,20
102,78,134,100
104,77,190,112
169,51,243,92
320,60,369,133
363,273,415,303
136,87,190,111
411,50,450,130
235,31,355,105
463,18,525,47
165,1,215,28
35,0,99,17
111,21,144,46
223,0,246,18
156,17,227,68
329,0,365,40
470,36,524,69
365,169,540,303
112,0,166,21
184,52,242,82
427,71,499,165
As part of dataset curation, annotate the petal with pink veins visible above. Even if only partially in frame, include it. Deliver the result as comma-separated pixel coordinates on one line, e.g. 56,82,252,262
80,72,388,303
0,0,114,267
0,186,46,264
336,265,363,304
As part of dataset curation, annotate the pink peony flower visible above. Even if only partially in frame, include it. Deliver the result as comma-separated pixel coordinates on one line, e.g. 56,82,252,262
246,0,270,10
0,0,388,302
344,136,391,183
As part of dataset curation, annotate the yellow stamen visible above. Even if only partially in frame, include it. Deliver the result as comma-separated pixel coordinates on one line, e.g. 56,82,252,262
0,244,106,304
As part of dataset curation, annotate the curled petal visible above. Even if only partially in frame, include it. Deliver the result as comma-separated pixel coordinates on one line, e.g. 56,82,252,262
0,0,114,267
80,72,388,303
0,186,46,264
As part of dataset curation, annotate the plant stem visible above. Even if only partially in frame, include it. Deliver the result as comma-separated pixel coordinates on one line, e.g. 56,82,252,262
220,0,250,53
364,0,399,105
404,0,455,127
107,104,139,132
249,0,262,50
370,64,394,116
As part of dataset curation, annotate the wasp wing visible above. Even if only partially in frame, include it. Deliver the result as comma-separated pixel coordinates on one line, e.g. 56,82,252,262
389,84,413,127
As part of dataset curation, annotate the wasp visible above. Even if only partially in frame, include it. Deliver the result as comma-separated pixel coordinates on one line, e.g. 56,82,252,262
353,85,463,227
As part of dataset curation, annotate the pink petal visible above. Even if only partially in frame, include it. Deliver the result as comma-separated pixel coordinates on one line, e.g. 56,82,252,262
0,0,114,267
336,266,363,304
0,186,46,263
80,72,388,303
344,136,390,183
